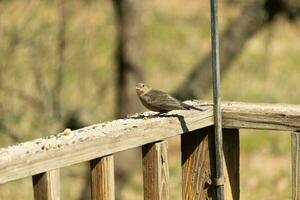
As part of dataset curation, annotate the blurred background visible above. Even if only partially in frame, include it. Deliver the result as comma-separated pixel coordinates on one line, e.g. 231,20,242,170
0,0,299,199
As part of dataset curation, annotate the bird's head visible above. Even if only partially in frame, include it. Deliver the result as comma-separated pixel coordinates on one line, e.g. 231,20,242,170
136,83,150,96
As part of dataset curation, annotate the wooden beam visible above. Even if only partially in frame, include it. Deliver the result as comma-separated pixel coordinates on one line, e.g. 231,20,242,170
0,108,213,184
221,101,300,131
0,101,299,184
181,126,239,200
32,169,60,200
90,156,115,200
292,132,300,200
142,141,169,200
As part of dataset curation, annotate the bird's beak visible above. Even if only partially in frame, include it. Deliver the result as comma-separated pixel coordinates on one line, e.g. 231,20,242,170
136,87,141,95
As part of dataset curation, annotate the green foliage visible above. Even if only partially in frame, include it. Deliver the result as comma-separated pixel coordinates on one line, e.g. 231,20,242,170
0,0,299,199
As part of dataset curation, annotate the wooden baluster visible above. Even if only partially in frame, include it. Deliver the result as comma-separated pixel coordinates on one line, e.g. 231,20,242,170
90,155,115,200
142,141,169,200
292,132,300,200
181,126,239,200
223,128,240,200
32,169,60,200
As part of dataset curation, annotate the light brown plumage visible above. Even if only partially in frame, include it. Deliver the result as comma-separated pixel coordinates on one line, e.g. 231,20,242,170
136,83,204,112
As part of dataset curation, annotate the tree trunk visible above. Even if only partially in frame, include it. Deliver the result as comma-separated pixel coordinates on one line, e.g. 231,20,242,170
113,0,144,117
113,1,145,200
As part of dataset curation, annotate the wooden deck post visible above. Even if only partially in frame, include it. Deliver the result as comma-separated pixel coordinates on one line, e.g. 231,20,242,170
142,141,169,200
90,155,115,200
32,169,60,200
181,126,239,200
292,131,300,200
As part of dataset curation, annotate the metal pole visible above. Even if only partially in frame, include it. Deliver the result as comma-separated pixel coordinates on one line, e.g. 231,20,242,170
210,0,224,199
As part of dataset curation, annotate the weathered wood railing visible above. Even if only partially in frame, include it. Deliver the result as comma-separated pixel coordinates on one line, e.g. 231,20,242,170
0,101,300,199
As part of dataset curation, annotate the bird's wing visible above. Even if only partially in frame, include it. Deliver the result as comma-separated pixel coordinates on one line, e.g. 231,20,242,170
142,89,185,111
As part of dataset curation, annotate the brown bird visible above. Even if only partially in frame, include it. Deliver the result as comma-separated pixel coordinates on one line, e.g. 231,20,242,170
136,83,204,112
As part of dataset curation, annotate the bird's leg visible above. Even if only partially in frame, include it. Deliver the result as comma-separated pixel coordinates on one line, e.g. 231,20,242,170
199,103,214,106
144,112,164,118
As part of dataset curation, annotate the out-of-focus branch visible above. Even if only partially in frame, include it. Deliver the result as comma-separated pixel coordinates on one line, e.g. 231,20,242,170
285,0,300,21
31,63,50,107
173,0,269,100
52,0,66,120
172,0,300,100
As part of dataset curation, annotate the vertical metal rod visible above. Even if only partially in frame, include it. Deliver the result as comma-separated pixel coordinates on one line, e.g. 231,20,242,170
210,0,224,199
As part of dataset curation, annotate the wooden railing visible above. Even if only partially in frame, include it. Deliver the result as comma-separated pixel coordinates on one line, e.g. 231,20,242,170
0,101,299,200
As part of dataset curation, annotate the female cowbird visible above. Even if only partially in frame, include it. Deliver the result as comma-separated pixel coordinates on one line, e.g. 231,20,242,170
136,83,204,112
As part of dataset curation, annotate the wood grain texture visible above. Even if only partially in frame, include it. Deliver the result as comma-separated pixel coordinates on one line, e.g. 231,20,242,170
181,126,239,200
142,141,169,200
90,156,114,200
0,101,299,184
32,169,60,200
0,109,213,184
292,132,300,200
223,129,240,200
181,126,215,200
221,101,300,131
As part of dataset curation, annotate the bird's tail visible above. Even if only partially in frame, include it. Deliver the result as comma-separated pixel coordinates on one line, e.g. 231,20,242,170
181,102,209,111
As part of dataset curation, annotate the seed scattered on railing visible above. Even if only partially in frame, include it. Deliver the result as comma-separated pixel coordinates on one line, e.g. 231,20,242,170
79,137,88,142
55,134,62,139
41,142,50,151
46,135,54,139
63,128,72,136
